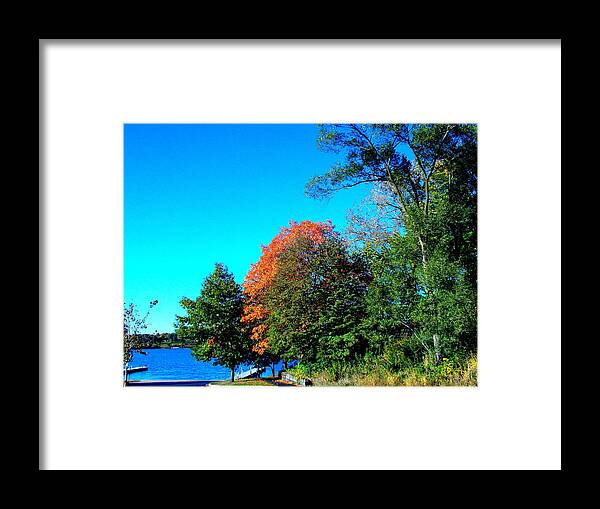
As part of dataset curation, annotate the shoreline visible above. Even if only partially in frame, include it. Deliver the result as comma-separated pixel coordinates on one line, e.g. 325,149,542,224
126,376,298,387
126,379,215,386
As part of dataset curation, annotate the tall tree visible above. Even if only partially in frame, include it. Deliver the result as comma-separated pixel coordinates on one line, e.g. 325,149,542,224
241,219,333,358
266,233,370,367
306,124,477,360
306,124,476,268
175,263,249,382
264,235,320,364
308,237,371,366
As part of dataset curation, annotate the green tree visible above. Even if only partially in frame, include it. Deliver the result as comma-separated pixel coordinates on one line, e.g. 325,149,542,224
309,238,370,367
265,235,320,364
265,233,370,368
175,263,250,382
306,124,477,361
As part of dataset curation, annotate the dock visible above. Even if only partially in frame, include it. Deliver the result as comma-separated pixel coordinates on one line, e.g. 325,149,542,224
125,365,148,374
235,366,264,380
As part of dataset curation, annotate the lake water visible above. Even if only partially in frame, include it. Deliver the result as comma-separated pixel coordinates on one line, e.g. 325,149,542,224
128,348,288,381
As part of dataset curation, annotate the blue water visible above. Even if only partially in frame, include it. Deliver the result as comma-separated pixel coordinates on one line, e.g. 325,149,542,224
127,348,289,381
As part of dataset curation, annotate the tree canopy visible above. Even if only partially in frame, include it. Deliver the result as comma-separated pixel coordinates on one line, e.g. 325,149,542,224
241,219,334,356
305,124,477,366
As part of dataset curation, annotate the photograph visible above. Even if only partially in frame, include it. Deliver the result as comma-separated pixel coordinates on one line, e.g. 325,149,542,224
42,39,561,470
124,123,478,387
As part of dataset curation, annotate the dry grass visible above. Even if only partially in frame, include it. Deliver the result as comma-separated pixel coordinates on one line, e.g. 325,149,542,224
310,354,477,387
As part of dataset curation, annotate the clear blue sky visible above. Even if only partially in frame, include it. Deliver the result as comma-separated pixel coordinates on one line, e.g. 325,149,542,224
124,124,372,332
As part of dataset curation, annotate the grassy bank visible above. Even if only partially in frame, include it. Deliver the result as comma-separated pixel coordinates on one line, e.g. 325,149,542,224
287,353,477,387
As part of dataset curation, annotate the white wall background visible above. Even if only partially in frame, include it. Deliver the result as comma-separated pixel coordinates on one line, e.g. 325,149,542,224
41,40,561,470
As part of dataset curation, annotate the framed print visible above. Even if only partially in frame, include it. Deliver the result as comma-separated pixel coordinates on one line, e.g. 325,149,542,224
40,39,561,470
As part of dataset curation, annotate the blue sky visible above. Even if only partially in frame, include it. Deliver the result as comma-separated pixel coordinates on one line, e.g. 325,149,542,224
124,124,372,332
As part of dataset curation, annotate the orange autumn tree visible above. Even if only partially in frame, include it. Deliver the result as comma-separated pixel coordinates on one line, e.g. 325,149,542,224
241,220,334,357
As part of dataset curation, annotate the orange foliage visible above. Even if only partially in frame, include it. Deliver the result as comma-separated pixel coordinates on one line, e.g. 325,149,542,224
242,219,333,354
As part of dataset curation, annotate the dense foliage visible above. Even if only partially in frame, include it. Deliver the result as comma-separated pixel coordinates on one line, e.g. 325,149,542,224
241,219,333,356
265,233,370,368
302,123,477,383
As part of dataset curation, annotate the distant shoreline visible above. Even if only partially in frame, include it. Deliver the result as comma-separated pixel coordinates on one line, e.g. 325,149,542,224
137,345,194,350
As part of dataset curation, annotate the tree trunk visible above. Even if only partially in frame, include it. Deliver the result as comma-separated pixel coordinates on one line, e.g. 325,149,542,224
433,334,441,364
417,234,427,268
231,368,235,382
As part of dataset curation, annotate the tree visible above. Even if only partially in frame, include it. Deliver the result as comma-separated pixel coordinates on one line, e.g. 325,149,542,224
241,219,333,358
175,263,249,382
308,237,371,366
306,124,477,361
264,234,321,364
265,233,371,368
123,299,158,384
306,124,476,267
